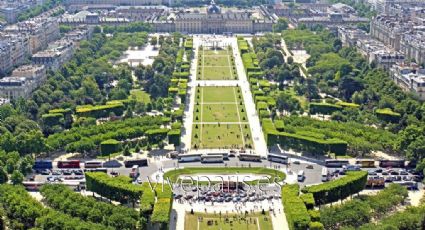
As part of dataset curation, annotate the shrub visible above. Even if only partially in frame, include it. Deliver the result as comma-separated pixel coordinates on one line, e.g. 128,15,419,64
282,184,311,230
301,171,367,205
100,139,121,156
309,221,325,230
300,193,315,209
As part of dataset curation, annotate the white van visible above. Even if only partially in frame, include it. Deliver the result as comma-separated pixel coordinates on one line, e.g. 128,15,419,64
321,168,330,182
297,170,305,182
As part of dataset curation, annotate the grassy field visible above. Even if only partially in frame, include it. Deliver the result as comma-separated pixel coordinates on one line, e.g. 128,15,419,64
185,212,274,230
163,167,286,183
197,47,237,80
129,89,151,103
192,86,252,149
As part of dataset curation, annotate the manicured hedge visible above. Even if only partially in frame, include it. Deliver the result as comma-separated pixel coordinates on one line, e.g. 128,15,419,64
275,120,285,131
282,184,311,230
76,103,125,118
168,129,181,146
146,128,169,143
336,101,360,108
85,172,143,204
41,113,63,126
262,118,279,146
376,108,401,123
100,139,121,155
257,101,268,111
278,131,348,155
301,171,368,205
309,221,325,230
300,193,315,209
259,110,271,119
140,183,155,216
309,103,342,115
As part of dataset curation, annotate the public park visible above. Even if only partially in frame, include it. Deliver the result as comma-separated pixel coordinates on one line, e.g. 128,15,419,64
197,46,238,80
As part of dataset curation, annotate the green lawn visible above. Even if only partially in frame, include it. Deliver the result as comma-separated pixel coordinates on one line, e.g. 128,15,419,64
192,86,252,149
192,123,252,149
199,87,238,103
197,47,237,80
185,212,274,230
129,89,151,103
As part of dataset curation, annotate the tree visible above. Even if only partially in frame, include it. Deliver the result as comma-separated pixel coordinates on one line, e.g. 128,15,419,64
0,166,7,184
150,36,158,47
123,145,131,156
338,75,364,101
11,170,24,185
273,18,289,32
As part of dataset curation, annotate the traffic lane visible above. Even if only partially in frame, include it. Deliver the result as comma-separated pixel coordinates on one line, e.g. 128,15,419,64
147,158,323,186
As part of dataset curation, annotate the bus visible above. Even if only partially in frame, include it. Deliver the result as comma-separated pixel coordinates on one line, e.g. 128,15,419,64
238,154,261,162
124,159,148,168
84,168,108,173
23,181,44,191
33,160,53,171
321,168,330,182
325,160,349,168
393,181,418,190
267,154,288,164
57,160,81,169
379,160,405,168
178,154,202,162
84,161,103,168
201,155,224,163
355,159,376,168
207,153,229,160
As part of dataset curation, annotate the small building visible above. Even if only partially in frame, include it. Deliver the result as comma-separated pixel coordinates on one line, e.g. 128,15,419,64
0,64,46,100
390,63,425,100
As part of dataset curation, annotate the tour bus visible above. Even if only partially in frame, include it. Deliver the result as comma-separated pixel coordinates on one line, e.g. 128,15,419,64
84,168,108,173
124,159,148,168
33,160,53,171
297,170,305,182
238,154,261,162
325,159,349,168
267,153,288,164
355,159,376,168
393,181,418,190
207,152,229,160
342,164,361,171
57,160,81,169
23,181,44,191
84,161,103,168
178,153,202,162
201,154,224,163
379,160,405,168
321,168,330,182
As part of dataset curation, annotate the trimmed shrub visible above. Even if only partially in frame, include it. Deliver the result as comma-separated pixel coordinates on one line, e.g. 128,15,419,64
309,221,325,230
300,193,315,209
168,129,181,146
301,171,368,205
76,103,125,118
275,120,284,131
282,184,311,230
309,103,342,115
308,210,321,222
100,139,121,156
376,108,401,123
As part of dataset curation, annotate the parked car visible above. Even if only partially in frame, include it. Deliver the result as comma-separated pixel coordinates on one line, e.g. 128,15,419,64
41,169,51,175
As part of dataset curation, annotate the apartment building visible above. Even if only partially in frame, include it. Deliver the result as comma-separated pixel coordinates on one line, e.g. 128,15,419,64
390,63,425,100
0,64,46,100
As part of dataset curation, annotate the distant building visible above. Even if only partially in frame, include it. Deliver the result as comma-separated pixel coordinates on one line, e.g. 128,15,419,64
4,17,60,53
32,39,74,71
152,0,275,33
390,63,425,100
0,64,46,100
